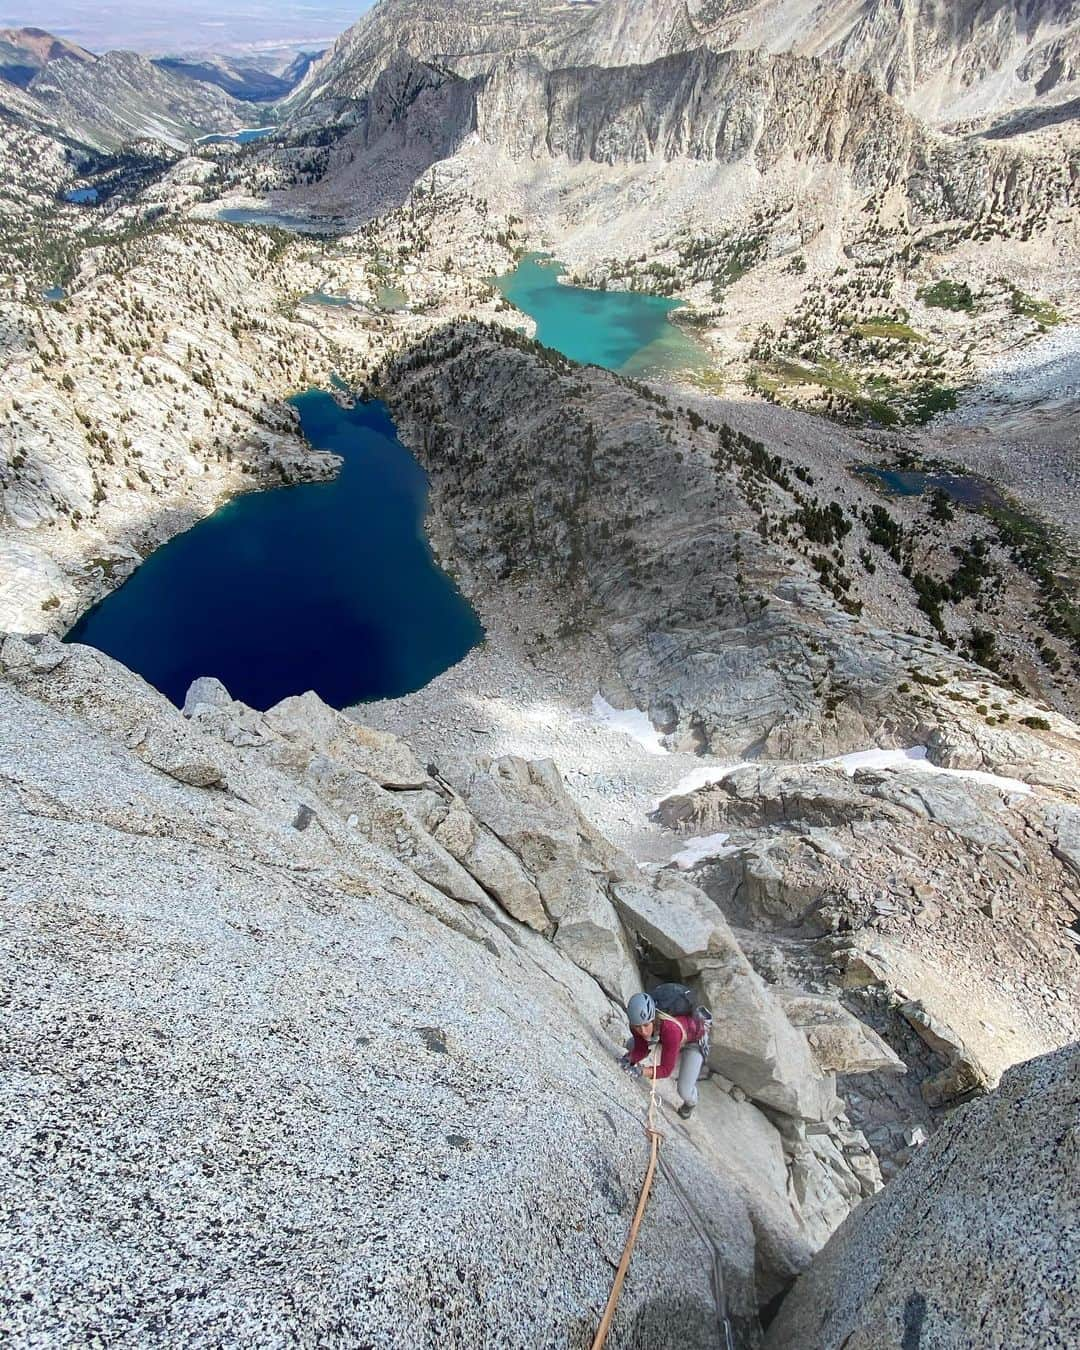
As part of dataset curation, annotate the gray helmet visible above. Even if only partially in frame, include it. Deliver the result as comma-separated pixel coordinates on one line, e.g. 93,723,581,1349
627,992,656,1027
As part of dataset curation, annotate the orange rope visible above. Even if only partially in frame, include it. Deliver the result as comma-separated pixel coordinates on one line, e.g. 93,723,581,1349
590,1054,664,1350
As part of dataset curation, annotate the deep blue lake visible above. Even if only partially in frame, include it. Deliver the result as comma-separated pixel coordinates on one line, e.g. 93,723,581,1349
493,253,705,377
66,394,483,710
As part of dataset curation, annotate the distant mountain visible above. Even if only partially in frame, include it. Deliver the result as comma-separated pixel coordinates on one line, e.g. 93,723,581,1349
283,0,1080,132
284,0,583,124
0,28,252,151
0,25,95,88
153,50,324,103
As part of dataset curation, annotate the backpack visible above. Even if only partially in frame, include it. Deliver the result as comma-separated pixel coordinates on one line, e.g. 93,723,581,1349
651,982,695,1017
651,983,712,1050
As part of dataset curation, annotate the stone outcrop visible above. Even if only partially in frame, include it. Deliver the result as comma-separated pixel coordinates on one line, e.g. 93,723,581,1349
778,992,906,1077
765,1043,1080,1349
655,744,1080,1178
0,632,901,1345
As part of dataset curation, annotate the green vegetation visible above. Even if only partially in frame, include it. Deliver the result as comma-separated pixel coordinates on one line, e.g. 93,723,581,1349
988,506,1080,657
1007,286,1063,327
917,280,975,312
853,319,923,342
908,384,958,424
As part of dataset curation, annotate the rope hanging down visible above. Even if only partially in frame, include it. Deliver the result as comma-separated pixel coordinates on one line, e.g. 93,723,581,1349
588,1046,736,1350
590,1055,664,1350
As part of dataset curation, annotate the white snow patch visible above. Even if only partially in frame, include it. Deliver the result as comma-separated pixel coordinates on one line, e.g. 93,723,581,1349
820,745,1032,796
824,747,931,774
665,763,736,799
671,832,736,869
591,694,668,755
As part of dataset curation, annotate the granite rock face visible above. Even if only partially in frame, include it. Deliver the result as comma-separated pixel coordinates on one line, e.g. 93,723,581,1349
285,0,574,126
473,46,1072,219
764,1043,1080,1349
549,0,1080,128
0,633,890,1346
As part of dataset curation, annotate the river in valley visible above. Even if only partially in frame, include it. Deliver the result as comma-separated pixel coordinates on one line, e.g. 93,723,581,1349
66,394,483,710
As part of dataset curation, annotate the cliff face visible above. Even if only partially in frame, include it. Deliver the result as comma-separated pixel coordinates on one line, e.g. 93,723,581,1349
764,1042,1080,1349
1,631,889,1347
552,0,1080,126
471,48,1075,222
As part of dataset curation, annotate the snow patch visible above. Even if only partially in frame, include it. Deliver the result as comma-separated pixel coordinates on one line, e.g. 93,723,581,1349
821,745,1032,796
672,833,736,869
591,694,668,755
665,764,736,799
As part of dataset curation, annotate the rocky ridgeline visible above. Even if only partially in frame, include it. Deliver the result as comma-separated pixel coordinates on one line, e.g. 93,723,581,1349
288,44,1072,233
1,630,898,1346
4,33,248,152
284,0,577,127
471,46,1071,226
550,0,1080,129
285,0,1080,134
382,321,1080,727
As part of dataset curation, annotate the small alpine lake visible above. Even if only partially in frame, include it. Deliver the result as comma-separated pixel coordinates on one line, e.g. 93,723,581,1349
66,394,484,710
856,465,1006,509
197,127,275,146
216,206,341,234
492,253,706,377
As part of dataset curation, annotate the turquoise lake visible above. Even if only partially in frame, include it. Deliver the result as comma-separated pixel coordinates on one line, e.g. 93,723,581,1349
493,253,705,377
198,127,275,146
66,394,484,710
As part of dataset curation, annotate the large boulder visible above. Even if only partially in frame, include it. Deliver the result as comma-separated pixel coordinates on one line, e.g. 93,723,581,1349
449,755,642,1002
778,992,906,1076
765,1044,1080,1349
610,870,732,960
696,953,841,1122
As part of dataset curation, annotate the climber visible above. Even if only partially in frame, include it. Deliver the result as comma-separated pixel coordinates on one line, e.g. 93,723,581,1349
619,986,711,1121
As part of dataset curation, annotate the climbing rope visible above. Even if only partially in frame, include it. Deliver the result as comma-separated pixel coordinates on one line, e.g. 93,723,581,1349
590,1051,664,1350
587,1041,736,1350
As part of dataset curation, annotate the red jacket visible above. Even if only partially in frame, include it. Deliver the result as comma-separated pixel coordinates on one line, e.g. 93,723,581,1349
627,1013,700,1079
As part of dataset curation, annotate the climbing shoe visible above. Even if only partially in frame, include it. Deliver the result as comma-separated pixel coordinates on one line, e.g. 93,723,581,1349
677,1103,694,1120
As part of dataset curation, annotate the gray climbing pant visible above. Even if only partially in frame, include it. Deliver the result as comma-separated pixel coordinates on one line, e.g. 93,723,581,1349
626,1038,704,1108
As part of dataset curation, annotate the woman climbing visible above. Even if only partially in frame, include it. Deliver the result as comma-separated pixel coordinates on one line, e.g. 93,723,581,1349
619,985,712,1120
